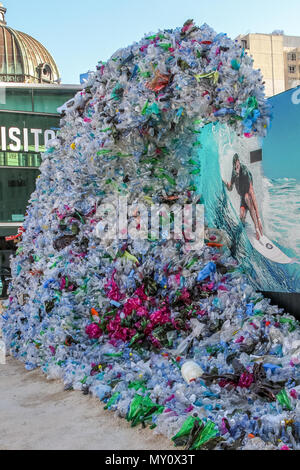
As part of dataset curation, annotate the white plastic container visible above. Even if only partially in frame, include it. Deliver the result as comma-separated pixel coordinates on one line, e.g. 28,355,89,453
181,361,204,384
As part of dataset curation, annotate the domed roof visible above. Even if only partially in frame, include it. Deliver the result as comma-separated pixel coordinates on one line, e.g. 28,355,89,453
0,3,60,83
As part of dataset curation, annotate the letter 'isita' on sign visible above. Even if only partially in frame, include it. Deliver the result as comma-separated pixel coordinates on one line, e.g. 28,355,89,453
0,126,57,152
1,126,6,151
30,129,42,152
9,127,21,151
44,130,56,146
23,128,29,152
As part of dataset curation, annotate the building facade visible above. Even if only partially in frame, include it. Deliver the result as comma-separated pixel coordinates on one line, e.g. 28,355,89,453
237,33,300,97
0,4,81,238
0,83,81,237
283,35,300,90
0,3,80,294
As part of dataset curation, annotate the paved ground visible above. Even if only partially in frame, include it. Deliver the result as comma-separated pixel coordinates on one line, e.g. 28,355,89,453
0,356,173,450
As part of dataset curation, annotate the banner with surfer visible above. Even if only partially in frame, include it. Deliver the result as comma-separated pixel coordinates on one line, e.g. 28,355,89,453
222,152,295,265
196,122,300,294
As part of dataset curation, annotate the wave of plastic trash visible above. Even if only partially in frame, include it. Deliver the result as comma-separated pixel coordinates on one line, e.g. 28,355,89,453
1,21,299,450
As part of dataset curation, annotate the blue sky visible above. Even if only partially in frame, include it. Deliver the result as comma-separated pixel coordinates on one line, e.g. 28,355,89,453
4,0,300,84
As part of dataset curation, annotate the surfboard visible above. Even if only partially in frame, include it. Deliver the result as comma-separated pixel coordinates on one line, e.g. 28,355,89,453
246,226,294,264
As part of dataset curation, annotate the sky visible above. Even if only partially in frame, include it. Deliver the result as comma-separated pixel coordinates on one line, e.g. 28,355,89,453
4,0,300,84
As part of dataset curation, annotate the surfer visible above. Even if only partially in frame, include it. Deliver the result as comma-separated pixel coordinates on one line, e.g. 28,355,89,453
223,154,263,240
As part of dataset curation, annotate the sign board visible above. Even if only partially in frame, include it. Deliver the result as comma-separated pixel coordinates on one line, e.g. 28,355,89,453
0,111,59,158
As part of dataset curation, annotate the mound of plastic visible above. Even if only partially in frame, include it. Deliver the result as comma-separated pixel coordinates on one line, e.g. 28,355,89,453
1,21,299,450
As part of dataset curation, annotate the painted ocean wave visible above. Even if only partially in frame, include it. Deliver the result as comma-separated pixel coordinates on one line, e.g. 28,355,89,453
197,123,300,293
263,177,300,254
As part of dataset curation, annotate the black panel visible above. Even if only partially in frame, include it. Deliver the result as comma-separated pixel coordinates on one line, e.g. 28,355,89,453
250,149,263,163
262,291,300,319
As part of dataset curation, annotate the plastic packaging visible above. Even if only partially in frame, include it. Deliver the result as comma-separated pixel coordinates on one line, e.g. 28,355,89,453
181,361,204,384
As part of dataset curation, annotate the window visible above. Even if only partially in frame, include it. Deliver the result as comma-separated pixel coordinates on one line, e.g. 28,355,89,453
289,66,296,74
0,168,40,223
33,90,76,114
0,152,42,168
0,89,33,112
288,52,297,61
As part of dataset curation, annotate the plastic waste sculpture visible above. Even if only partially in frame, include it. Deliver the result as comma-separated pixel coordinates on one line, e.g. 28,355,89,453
2,22,299,450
